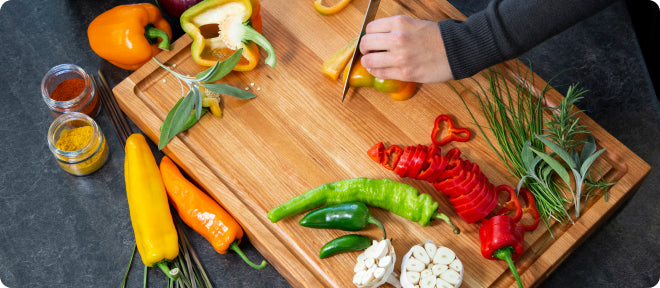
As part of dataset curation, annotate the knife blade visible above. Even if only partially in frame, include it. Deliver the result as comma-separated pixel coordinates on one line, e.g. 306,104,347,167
341,0,381,102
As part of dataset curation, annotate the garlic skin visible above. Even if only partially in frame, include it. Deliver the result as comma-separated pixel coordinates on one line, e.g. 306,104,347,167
352,239,400,288
400,240,463,288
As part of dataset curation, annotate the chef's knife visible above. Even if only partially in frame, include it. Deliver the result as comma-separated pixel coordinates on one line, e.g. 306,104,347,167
341,0,381,102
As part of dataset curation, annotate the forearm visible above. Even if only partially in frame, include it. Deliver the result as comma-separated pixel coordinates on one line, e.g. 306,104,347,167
440,0,617,79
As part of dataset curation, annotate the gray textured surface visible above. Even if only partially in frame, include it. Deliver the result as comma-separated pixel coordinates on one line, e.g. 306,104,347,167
0,0,658,287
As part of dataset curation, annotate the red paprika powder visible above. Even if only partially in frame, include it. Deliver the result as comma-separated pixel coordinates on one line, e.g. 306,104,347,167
50,78,85,102
41,64,100,118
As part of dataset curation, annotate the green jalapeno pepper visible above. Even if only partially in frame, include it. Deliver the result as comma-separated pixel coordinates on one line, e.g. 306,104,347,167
267,178,459,233
299,202,387,240
319,234,371,259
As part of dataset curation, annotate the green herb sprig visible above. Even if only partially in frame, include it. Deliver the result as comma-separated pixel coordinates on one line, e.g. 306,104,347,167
153,48,256,150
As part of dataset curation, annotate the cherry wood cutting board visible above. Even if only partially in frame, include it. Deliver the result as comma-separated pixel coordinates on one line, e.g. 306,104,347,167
112,0,650,287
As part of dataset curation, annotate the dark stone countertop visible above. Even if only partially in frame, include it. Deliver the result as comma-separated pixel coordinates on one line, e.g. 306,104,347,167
0,0,657,287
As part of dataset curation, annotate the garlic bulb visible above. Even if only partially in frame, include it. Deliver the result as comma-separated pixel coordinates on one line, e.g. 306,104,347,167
401,240,463,288
353,239,401,288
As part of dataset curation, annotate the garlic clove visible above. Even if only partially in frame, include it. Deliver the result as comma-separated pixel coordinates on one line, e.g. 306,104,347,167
405,258,425,272
406,271,420,285
424,242,437,262
420,268,433,280
354,258,366,273
432,264,449,276
419,275,436,288
440,270,461,285
433,246,456,265
374,267,386,280
411,245,430,265
436,278,454,288
378,255,392,268
449,258,463,274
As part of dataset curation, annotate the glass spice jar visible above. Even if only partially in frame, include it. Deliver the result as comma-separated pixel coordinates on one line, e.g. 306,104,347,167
48,112,109,176
41,64,101,118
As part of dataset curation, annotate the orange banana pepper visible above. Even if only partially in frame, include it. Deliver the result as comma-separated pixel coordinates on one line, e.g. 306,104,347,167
159,156,267,269
87,3,172,70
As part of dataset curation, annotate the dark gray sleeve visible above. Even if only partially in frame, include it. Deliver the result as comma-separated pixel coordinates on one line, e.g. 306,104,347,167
439,0,617,79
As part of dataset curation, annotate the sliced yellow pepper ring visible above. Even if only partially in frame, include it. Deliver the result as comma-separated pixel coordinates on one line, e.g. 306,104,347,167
314,0,353,15
200,86,224,118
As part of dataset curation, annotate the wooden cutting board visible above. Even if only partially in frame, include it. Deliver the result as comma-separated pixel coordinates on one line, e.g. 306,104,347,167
112,0,650,287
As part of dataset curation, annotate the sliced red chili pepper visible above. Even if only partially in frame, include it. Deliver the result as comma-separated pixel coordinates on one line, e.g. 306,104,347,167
394,145,415,177
431,114,471,146
381,144,403,170
434,161,470,197
456,182,497,223
406,145,428,178
447,165,485,206
424,154,448,183
367,142,385,164
487,185,523,223
517,188,540,231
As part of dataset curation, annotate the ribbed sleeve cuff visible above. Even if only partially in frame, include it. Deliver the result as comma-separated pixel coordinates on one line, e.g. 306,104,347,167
438,15,506,80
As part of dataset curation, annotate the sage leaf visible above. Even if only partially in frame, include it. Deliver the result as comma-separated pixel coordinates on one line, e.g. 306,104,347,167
580,135,598,164
580,149,606,176
159,90,196,150
536,135,576,168
530,146,571,187
193,85,202,119
203,83,256,99
159,97,184,148
195,48,243,83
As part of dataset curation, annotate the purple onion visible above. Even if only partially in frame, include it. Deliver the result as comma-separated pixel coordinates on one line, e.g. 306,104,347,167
157,0,203,19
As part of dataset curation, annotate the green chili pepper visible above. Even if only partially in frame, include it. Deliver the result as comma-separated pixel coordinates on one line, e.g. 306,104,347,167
319,234,371,259
267,178,460,233
299,202,387,240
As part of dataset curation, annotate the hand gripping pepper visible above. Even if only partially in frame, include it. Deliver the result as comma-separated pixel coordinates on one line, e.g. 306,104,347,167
322,41,417,101
344,55,418,101
124,134,179,280
180,0,276,70
159,156,267,269
87,3,172,70
299,202,387,239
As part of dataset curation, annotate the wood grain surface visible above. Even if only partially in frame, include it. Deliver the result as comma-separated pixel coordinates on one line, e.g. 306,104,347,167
112,0,651,287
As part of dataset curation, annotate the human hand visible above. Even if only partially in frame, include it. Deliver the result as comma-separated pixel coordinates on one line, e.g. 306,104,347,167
359,15,453,83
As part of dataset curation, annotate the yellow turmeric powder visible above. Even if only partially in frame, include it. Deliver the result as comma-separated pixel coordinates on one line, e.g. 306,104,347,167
54,125,108,175
56,126,93,151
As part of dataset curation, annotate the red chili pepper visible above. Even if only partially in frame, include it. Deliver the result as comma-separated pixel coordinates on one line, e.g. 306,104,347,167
479,215,526,288
431,114,471,146
394,145,415,177
490,185,523,223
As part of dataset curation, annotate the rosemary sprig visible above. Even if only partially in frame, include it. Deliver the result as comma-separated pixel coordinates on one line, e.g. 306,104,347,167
153,48,257,150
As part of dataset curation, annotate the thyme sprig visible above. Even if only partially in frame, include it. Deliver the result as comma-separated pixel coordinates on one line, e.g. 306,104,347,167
153,48,256,150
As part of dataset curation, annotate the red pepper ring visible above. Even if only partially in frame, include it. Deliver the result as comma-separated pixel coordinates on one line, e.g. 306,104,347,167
517,188,541,231
381,144,403,170
431,114,472,146
394,145,415,177
367,142,385,164
406,144,428,178
492,185,523,223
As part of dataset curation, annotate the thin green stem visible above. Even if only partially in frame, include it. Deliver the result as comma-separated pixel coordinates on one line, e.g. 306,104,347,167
121,243,137,288
229,241,268,269
241,24,277,67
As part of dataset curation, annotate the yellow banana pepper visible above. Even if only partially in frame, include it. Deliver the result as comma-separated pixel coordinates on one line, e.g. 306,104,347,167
124,133,179,279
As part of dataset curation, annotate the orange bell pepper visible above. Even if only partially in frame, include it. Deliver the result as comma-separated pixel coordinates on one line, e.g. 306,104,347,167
180,0,275,71
159,156,267,269
87,3,172,71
